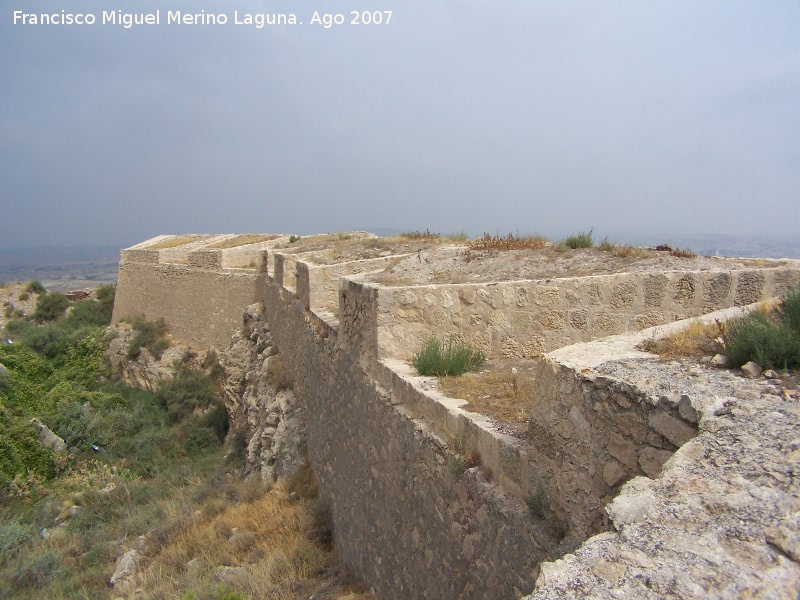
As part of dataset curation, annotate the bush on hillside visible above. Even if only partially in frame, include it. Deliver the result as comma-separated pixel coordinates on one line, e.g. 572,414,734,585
33,292,70,323
25,281,46,295
126,316,169,360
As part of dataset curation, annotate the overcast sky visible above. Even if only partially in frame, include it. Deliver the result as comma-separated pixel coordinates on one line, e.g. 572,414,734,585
1,1,798,249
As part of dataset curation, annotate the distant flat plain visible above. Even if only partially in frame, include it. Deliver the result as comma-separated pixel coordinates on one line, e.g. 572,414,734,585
0,234,797,291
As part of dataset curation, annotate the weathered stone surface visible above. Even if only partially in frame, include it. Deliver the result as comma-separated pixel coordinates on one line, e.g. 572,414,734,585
606,434,637,470
672,274,696,307
602,461,628,487
647,410,696,447
637,447,673,478
222,306,306,482
110,550,139,587
710,353,729,368
741,361,762,379
30,418,66,452
735,271,766,306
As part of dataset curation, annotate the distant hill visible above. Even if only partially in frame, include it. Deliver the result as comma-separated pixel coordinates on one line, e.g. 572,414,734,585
0,246,120,291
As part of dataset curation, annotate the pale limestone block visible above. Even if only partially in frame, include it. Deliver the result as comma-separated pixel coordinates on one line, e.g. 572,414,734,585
501,336,523,359
533,286,560,307
398,290,418,306
538,310,565,331
644,274,669,307
637,446,673,478
594,312,624,336
524,336,545,358
648,410,696,447
477,288,496,308
610,281,638,309
606,433,638,470
634,311,664,330
565,290,581,307
568,309,589,331
488,309,510,329
734,271,766,306
603,460,629,487
672,274,696,307
516,286,530,307
512,311,533,333
702,272,732,306
472,331,491,354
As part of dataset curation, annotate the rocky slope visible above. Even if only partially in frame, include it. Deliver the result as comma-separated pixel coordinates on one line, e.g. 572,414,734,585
221,304,306,482
106,306,307,483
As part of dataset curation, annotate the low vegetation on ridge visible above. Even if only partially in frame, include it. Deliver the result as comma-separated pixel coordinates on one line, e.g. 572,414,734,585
0,283,367,600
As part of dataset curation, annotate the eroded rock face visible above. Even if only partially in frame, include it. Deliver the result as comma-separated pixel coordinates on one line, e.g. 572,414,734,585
222,304,306,482
106,327,205,390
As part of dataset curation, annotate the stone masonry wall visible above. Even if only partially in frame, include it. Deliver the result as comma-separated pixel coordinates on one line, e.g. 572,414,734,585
263,277,559,599
376,267,800,361
112,247,267,349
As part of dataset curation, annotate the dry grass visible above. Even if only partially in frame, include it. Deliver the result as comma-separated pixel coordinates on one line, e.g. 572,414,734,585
652,244,697,259
144,236,206,249
598,238,655,259
468,232,549,252
440,368,535,423
640,320,725,358
130,478,368,600
207,235,279,249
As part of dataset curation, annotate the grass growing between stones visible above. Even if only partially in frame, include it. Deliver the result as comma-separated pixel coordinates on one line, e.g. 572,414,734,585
412,337,486,377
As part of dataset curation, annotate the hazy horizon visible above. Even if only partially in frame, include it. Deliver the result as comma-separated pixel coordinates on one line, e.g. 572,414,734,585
2,1,798,248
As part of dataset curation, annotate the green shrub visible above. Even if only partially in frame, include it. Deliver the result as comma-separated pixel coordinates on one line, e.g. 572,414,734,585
725,308,800,369
203,403,230,441
156,370,219,422
17,292,30,302
33,292,71,323
0,517,31,564
25,281,46,295
412,336,486,377
127,317,169,360
289,235,301,243
562,228,594,249
780,285,800,336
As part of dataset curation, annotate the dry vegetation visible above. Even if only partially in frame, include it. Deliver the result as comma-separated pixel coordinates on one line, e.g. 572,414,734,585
207,235,279,249
640,320,726,358
440,365,535,425
144,236,208,250
128,472,371,600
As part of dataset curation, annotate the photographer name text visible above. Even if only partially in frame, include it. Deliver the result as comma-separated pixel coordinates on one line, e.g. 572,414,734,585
12,9,393,29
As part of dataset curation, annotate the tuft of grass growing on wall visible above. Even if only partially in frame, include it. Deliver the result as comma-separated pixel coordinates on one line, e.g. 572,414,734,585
526,489,548,519
412,337,486,377
562,229,594,249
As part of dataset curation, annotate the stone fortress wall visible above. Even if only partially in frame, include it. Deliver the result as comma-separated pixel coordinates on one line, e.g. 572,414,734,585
112,233,800,598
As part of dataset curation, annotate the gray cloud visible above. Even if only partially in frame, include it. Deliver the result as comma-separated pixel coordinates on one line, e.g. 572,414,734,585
1,0,798,248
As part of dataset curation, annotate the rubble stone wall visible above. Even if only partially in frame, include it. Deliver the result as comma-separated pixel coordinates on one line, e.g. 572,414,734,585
376,267,800,361
112,247,267,349
263,276,558,600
